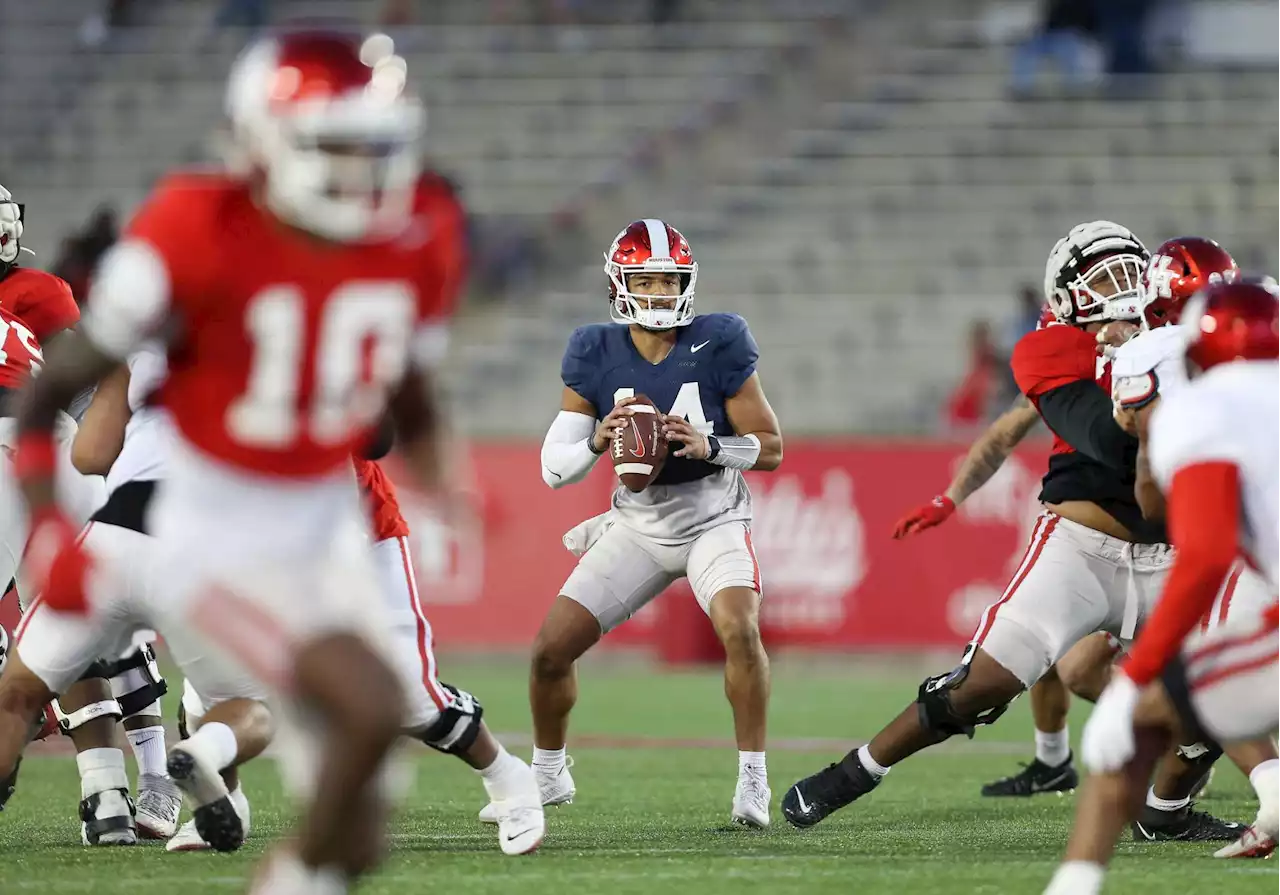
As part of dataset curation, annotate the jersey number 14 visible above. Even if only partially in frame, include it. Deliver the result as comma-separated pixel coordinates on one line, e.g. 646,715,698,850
613,383,712,435
229,283,414,447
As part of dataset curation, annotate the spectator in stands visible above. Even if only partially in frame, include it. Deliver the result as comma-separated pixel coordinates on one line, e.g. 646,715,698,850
1093,0,1154,80
1003,282,1043,354
51,206,118,304
942,321,1011,434
1009,0,1098,98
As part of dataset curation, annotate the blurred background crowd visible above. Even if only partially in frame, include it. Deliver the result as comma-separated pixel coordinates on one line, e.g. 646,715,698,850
2,0,1276,439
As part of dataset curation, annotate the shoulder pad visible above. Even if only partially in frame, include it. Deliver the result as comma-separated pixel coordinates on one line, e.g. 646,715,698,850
1011,325,1097,399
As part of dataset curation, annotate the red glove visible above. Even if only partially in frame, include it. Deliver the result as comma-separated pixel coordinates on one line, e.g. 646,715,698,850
23,507,93,613
891,495,956,539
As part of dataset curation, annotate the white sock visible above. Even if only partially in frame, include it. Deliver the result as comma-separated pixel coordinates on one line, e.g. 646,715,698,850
1249,758,1280,834
183,721,238,771
532,747,565,771
76,747,129,800
1146,787,1190,812
478,746,531,801
858,744,891,779
738,751,766,775
126,726,169,779
1044,861,1104,895
1034,727,1071,767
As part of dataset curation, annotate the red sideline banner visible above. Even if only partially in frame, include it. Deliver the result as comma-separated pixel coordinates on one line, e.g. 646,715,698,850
383,441,1052,651
0,441,1052,652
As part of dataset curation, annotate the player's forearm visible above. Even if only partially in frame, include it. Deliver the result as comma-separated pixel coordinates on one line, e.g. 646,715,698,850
748,432,782,471
540,411,602,489
1036,380,1137,471
944,431,1014,505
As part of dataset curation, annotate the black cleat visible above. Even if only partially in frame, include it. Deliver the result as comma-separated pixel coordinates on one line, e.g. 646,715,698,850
1132,803,1245,842
167,747,244,852
782,752,880,829
79,788,137,846
981,753,1078,797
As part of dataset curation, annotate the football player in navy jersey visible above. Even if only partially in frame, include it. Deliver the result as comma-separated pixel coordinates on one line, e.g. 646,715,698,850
488,219,782,828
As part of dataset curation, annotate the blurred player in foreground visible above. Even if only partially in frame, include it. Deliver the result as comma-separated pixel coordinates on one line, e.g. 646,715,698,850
1044,281,1279,894
522,219,782,827
784,221,1238,839
0,28,465,893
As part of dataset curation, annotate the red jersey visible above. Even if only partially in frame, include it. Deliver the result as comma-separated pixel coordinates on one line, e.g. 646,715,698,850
120,171,465,478
0,307,45,389
0,267,79,342
353,457,410,541
1011,323,1110,457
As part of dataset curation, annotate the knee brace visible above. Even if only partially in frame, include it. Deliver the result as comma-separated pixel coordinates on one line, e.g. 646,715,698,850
916,662,1010,741
417,684,484,756
1176,741,1224,766
104,643,168,720
52,695,122,736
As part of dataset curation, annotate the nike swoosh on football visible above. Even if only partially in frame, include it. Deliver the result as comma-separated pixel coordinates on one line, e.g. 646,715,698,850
795,789,812,814
691,340,711,352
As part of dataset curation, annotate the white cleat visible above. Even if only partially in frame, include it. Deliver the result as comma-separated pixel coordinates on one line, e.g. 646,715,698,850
167,787,251,852
80,787,138,846
1214,825,1278,859
731,767,771,829
495,763,546,856
166,745,243,852
135,774,183,840
479,756,575,825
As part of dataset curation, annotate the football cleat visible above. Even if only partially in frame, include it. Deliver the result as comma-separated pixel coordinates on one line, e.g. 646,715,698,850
167,786,251,852
167,745,244,852
731,766,771,829
782,754,879,829
135,773,182,840
1131,803,1244,842
480,756,575,825
80,788,137,846
981,754,1078,797
1214,825,1278,859
495,763,546,856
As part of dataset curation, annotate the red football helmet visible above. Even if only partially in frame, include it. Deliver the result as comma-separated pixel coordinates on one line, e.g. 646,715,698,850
225,29,424,242
1140,237,1239,330
1183,280,1279,372
604,219,698,329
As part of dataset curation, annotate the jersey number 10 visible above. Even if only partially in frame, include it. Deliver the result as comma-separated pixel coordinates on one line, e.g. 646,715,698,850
228,283,414,447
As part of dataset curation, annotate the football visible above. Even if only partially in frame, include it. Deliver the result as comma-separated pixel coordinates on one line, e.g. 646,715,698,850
611,395,667,492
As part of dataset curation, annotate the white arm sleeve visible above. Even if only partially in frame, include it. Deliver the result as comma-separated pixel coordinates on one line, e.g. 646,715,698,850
80,240,172,360
540,411,602,489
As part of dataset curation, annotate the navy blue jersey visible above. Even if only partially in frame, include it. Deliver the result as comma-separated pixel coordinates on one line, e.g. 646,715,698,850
561,313,759,486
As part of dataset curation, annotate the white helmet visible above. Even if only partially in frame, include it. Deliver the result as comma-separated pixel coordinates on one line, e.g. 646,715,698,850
1044,220,1149,325
224,29,424,243
0,184,26,275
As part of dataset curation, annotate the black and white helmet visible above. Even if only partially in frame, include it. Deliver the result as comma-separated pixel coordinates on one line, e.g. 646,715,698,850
0,183,24,277
1044,220,1149,325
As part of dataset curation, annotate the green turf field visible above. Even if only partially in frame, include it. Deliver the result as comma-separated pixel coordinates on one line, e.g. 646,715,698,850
0,655,1273,893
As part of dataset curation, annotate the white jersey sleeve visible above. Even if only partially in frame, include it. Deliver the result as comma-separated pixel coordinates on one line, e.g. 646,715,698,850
1147,384,1239,491
1111,326,1188,410
125,340,168,413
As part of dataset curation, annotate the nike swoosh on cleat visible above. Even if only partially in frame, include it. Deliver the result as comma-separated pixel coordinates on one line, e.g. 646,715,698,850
1134,823,1157,841
795,790,812,814
1031,770,1071,792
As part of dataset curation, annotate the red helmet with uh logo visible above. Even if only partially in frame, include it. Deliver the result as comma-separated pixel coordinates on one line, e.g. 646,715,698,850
604,219,698,330
1182,279,1279,372
1140,237,1238,329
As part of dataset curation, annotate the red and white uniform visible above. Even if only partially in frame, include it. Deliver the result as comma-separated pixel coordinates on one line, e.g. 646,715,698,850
1122,359,1278,742
1113,325,1275,626
19,170,464,706
0,267,80,342
0,307,104,603
355,456,452,730
966,324,1172,688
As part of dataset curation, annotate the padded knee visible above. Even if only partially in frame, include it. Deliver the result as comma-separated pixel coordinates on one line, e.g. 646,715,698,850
106,644,168,720
417,683,483,756
916,662,1010,740
52,697,121,736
